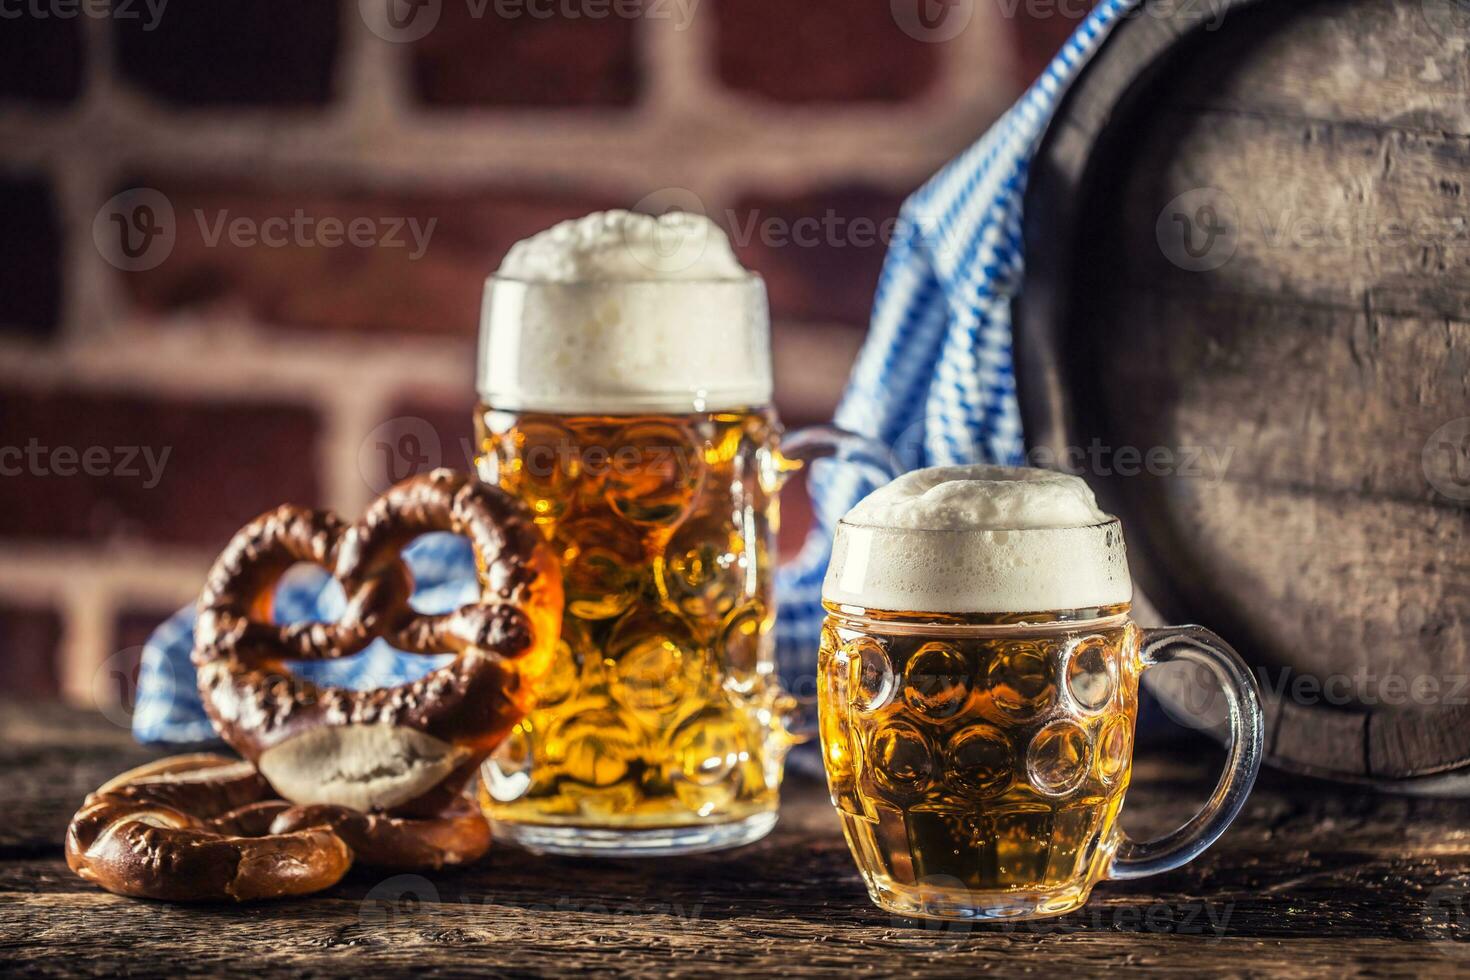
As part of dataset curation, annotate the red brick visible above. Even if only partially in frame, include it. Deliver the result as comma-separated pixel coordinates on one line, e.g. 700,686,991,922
730,185,907,324
1011,1,1095,86
0,601,62,699
0,13,82,103
0,387,321,549
412,2,640,107
713,0,940,103
115,178,618,337
0,176,63,340
114,0,338,106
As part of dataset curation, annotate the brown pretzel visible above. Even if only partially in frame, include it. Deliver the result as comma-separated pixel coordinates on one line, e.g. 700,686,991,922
269,799,491,870
67,755,497,902
193,470,562,816
65,755,352,903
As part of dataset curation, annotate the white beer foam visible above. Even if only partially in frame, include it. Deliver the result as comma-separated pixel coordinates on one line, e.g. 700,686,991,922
479,210,772,413
824,465,1132,614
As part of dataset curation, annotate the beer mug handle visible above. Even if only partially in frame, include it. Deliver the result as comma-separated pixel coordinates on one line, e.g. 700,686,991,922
774,425,900,740
1108,626,1264,881
777,425,901,491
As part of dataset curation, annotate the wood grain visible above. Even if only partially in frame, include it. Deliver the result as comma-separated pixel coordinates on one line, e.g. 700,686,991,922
4,703,1470,975
1017,0,1470,782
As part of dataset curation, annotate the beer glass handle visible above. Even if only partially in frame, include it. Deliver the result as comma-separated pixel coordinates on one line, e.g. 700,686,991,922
777,425,901,490
1109,626,1264,881
775,425,900,741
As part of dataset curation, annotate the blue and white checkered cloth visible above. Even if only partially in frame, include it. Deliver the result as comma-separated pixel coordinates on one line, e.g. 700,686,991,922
134,1,1136,745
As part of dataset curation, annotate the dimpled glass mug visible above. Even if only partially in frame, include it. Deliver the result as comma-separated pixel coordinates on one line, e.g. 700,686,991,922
817,466,1264,921
472,211,896,856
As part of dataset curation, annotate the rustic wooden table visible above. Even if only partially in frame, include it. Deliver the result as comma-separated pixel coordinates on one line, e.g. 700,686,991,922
2,701,1467,977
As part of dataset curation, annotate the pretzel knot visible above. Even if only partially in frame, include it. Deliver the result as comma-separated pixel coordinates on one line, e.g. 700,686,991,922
66,755,492,903
192,470,563,817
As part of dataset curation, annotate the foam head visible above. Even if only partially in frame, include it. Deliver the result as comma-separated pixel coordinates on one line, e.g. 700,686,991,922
478,210,772,414
823,465,1132,614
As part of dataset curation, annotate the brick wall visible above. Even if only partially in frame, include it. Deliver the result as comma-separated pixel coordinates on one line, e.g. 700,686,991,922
0,0,1090,709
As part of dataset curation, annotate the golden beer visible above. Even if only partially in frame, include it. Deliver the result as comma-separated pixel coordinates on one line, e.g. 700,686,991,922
475,211,896,853
819,604,1140,919
817,465,1264,920
475,406,792,851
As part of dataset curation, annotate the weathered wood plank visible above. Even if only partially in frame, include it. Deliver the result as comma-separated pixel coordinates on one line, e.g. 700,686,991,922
1117,109,1470,321
5,705,1470,973
1020,0,1470,783
1164,0,1470,137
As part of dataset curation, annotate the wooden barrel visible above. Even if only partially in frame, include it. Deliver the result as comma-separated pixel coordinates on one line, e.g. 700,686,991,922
1015,0,1470,789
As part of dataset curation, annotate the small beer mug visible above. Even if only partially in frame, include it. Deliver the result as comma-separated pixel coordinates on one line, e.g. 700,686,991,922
475,211,895,856
817,465,1263,920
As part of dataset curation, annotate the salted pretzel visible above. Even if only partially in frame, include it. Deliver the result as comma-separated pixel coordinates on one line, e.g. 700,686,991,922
192,469,562,817
67,755,495,902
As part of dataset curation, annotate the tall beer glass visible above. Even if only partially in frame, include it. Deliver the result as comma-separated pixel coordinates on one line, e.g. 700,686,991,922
475,263,893,855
